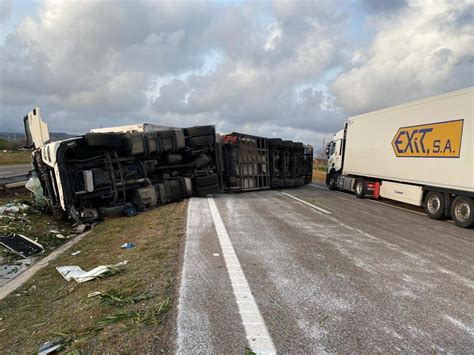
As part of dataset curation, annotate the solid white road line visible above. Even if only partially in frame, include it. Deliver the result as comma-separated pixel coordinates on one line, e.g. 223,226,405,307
310,183,327,190
207,197,276,354
281,191,332,215
368,199,426,216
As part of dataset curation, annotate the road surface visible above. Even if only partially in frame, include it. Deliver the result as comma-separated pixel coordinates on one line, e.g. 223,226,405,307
176,184,473,353
0,164,31,178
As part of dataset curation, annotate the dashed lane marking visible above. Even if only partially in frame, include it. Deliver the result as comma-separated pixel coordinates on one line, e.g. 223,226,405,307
207,197,276,354
281,191,332,215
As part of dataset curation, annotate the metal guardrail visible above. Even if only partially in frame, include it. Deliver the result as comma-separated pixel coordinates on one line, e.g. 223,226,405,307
0,173,30,189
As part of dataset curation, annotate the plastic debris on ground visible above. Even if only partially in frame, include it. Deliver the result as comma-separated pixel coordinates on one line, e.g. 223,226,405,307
0,233,43,257
25,176,47,207
0,203,30,215
87,291,103,298
70,250,81,256
0,258,34,287
56,261,128,283
38,338,64,354
120,242,135,249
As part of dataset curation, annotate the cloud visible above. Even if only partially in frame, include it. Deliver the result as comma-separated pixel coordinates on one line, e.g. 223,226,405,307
0,0,472,150
0,0,12,23
331,0,474,115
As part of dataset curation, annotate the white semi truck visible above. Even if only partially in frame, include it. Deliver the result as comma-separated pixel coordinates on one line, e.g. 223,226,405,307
326,87,473,228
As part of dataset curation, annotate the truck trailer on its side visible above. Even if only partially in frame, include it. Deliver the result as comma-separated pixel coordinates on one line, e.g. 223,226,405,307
326,87,473,228
23,108,313,223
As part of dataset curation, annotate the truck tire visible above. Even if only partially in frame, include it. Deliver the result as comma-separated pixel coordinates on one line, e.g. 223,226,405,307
328,174,338,191
185,126,214,137
269,138,283,147
187,135,214,147
84,133,122,148
354,179,365,198
283,140,293,148
450,196,473,228
424,191,446,220
194,183,219,196
293,142,304,150
194,173,218,187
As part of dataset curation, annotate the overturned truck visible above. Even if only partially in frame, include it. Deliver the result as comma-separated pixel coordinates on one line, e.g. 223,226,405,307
24,108,313,223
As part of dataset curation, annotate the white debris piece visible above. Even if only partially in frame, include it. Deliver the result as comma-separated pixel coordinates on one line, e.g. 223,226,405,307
56,261,128,283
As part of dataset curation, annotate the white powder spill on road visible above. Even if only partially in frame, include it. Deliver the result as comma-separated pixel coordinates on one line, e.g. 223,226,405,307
176,199,215,355
207,197,276,354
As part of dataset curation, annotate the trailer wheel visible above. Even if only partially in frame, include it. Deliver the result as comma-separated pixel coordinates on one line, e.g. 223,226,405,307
187,135,214,147
184,126,214,137
269,138,283,147
450,196,473,228
194,183,219,196
354,179,365,198
424,191,446,220
84,133,122,148
194,173,218,187
328,174,338,191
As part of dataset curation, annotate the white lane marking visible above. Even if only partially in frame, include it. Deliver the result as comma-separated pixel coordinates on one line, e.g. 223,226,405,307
281,191,332,215
368,199,426,216
310,183,327,190
207,197,276,354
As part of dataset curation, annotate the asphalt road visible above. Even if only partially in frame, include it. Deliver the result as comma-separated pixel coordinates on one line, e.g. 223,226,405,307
0,164,32,178
176,184,473,354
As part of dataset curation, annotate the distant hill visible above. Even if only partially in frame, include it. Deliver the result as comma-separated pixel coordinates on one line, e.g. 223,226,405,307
0,131,77,142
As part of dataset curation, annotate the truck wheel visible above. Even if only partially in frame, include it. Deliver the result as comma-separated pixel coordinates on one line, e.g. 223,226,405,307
450,196,473,228
269,138,283,147
185,126,214,137
424,191,446,220
354,179,365,198
187,135,214,147
84,133,122,148
194,183,219,196
194,173,218,187
328,174,338,191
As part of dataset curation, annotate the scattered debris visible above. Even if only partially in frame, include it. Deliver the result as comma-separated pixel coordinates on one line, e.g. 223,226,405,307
0,233,43,257
55,234,66,239
71,250,81,256
49,230,60,234
38,338,64,354
0,203,29,215
120,242,135,249
87,291,103,298
73,224,87,234
56,261,128,283
25,176,47,206
213,253,220,256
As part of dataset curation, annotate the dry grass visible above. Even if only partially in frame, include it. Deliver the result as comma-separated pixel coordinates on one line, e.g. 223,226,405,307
0,151,32,165
312,163,327,183
0,201,187,353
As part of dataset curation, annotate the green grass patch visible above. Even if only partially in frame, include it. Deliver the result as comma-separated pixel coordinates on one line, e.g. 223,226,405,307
0,151,32,165
0,200,187,353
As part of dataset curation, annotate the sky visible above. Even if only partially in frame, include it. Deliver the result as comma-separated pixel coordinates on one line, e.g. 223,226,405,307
0,0,473,150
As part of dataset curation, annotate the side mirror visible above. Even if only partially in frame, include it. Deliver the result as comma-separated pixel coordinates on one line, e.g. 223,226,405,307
325,145,330,157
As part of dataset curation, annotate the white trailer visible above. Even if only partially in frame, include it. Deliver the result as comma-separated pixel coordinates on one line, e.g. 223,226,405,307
326,87,473,228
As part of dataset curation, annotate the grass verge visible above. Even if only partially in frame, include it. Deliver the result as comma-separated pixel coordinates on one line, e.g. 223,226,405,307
0,200,187,353
313,163,327,183
0,151,32,165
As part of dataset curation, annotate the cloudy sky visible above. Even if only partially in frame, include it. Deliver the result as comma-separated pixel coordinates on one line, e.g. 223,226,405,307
0,0,473,149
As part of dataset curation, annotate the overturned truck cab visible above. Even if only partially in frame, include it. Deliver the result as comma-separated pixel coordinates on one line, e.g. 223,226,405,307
24,107,313,223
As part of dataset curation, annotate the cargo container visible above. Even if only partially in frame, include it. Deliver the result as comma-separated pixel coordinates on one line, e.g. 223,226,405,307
325,87,473,228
